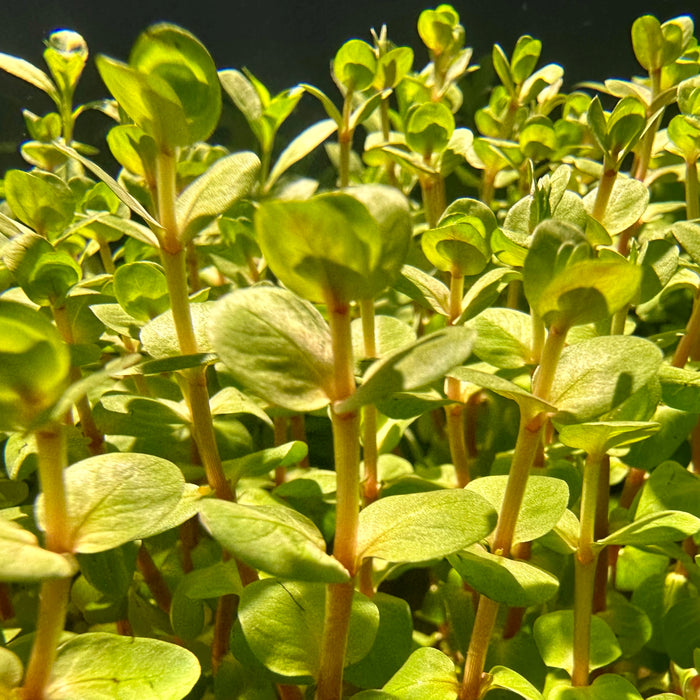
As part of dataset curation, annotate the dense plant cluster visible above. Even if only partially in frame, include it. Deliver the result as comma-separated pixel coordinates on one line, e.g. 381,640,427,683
2,6,700,699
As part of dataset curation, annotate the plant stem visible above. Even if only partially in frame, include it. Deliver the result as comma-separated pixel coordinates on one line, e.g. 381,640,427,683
22,426,71,700
137,544,172,614
686,158,699,221
591,156,617,224
445,271,470,486
21,578,72,700
460,325,567,700
339,92,353,189
154,150,234,502
672,285,700,369
572,452,603,686
359,298,379,503
52,305,105,454
459,595,500,700
35,427,70,553
420,172,446,229
317,298,360,699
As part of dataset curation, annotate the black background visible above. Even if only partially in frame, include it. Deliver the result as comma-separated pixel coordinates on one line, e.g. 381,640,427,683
0,0,697,171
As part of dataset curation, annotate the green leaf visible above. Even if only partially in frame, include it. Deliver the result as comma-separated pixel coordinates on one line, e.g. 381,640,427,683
96,54,188,149
98,24,221,149
352,315,416,362
266,118,337,191
46,633,200,699
0,299,70,430
76,542,139,599
383,647,458,700
636,460,700,519
659,364,700,413
523,221,641,328
3,232,81,306
492,44,514,93
375,46,414,90
450,544,559,607
344,593,413,689
511,35,542,84
336,326,474,413
198,499,349,582
624,405,698,470
556,421,659,456
356,488,497,563
4,169,75,237
465,475,569,545
334,39,377,92
467,308,533,369
598,510,700,548
549,674,643,700
256,186,411,305
238,579,378,679
405,102,455,157
0,647,22,693
395,264,450,316
223,441,307,482
663,597,700,668
448,366,555,416
638,238,679,304
598,593,652,658
487,666,543,700
140,301,215,358
0,518,77,582
421,221,490,277
209,286,334,411
179,559,243,599
583,177,649,236
0,51,59,102
44,29,88,98
549,335,663,424
632,15,691,72
534,610,621,676
52,141,162,232
175,151,260,240
106,123,157,179
113,261,169,322
36,452,198,553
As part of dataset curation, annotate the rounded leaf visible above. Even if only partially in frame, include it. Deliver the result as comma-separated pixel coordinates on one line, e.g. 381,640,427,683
198,499,349,583
209,286,334,410
534,610,621,676
334,39,377,92
405,102,455,157
466,475,569,545
0,299,70,430
239,579,378,679
114,261,169,322
36,452,197,553
46,633,201,699
130,23,221,145
256,186,411,305
356,488,497,563
450,545,559,606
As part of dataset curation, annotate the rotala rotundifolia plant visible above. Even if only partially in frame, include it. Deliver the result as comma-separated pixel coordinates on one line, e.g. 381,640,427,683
2,6,700,700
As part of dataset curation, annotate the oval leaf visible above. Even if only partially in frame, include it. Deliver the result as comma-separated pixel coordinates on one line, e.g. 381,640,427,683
337,326,474,413
466,475,569,545
356,489,497,563
46,633,200,699
209,286,334,411
239,579,378,679
36,453,197,553
198,499,349,583
450,545,559,607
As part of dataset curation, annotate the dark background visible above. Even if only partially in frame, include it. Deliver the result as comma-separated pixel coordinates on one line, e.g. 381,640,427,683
0,0,697,172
